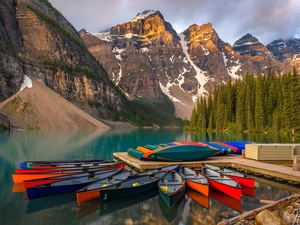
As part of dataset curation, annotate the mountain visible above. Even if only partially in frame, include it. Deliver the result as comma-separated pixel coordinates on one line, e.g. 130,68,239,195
0,0,125,122
1,3,299,127
0,78,109,130
267,38,300,70
232,33,291,75
80,10,197,118
82,10,296,119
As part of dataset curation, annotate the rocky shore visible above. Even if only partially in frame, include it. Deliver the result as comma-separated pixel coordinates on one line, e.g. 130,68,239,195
218,194,300,225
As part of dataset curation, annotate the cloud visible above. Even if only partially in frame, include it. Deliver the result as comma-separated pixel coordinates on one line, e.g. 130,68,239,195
49,0,300,45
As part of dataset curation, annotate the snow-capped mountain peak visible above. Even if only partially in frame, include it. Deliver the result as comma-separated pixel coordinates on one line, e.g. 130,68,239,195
131,10,158,22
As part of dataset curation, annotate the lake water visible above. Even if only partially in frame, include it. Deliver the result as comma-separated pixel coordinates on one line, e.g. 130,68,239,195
0,129,298,225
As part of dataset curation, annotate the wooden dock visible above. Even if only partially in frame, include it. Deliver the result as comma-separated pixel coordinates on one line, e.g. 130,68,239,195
113,152,300,184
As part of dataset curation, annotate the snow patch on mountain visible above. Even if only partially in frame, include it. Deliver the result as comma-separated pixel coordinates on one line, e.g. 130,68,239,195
94,32,111,42
159,82,181,103
178,33,208,102
201,45,209,55
19,75,32,93
159,82,191,108
113,47,125,61
116,63,122,85
222,52,240,79
269,41,287,48
140,47,149,53
233,42,259,47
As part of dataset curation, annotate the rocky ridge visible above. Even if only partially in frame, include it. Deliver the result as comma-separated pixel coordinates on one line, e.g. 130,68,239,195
267,38,300,70
0,0,126,123
82,10,297,118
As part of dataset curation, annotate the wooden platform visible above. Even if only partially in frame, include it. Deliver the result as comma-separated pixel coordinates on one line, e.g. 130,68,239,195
113,152,300,184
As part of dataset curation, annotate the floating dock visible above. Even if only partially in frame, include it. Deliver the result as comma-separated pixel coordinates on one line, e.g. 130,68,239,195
113,152,300,184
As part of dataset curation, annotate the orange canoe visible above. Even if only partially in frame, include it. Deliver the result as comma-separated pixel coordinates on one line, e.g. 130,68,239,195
12,173,69,184
179,166,209,196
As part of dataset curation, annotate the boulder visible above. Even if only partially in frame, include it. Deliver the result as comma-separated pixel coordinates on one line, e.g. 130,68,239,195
282,206,299,224
255,209,288,225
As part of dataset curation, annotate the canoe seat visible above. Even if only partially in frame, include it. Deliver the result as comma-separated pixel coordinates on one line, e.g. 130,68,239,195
160,186,168,192
210,178,233,181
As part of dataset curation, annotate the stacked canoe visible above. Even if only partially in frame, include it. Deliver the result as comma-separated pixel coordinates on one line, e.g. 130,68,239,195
128,140,253,161
127,141,221,161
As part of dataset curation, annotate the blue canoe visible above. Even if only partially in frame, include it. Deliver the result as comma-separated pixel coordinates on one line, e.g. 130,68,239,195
223,141,253,154
19,159,103,169
202,142,232,155
26,168,122,199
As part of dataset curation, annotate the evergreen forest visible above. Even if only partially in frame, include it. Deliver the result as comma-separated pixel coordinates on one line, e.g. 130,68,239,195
187,68,300,137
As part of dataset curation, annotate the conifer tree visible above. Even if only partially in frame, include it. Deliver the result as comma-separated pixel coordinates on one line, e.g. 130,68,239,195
254,73,264,132
235,79,245,132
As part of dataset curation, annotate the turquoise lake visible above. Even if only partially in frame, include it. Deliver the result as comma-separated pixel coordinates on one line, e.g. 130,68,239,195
0,128,298,225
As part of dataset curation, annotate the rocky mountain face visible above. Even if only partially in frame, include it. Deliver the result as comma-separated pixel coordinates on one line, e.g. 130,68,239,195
232,34,291,75
80,10,199,118
0,0,125,120
82,10,297,119
267,38,300,70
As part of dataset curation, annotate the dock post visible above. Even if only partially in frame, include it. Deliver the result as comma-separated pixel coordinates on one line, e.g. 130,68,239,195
293,155,300,171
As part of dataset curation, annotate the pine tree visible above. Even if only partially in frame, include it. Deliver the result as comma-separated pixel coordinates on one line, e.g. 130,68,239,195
254,73,264,132
235,79,245,132
207,94,214,131
290,67,300,131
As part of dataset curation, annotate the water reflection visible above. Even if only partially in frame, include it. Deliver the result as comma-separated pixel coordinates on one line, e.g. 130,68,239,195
158,194,186,223
77,189,159,218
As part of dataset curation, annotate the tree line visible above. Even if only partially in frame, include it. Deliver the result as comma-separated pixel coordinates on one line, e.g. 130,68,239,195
187,68,300,136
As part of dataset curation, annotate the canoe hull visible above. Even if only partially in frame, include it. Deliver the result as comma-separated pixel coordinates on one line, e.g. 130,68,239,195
27,183,92,200
204,164,255,188
158,171,186,207
76,171,131,205
144,145,220,161
77,189,101,205
207,178,241,200
19,159,103,169
185,187,209,209
186,179,209,197
13,173,67,184
179,166,209,196
159,183,185,207
203,168,241,200
13,163,125,184
210,188,242,212
26,169,122,199
229,175,255,188
99,181,158,201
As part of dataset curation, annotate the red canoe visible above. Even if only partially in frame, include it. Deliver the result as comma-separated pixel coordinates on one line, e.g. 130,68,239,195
15,162,124,174
13,162,125,183
203,167,242,200
210,188,242,212
204,164,254,188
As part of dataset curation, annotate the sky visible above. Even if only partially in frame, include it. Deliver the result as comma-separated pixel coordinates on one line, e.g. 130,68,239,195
48,0,300,45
